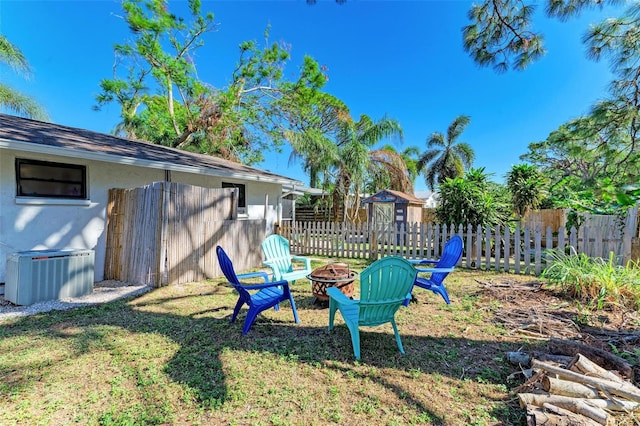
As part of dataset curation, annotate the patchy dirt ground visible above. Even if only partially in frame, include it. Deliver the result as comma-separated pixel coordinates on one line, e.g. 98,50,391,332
469,273,640,385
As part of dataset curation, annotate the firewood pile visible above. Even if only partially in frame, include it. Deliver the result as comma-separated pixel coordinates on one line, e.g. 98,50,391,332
508,341,639,425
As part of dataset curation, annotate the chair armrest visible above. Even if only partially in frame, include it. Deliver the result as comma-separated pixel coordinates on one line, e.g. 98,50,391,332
242,279,290,290
415,267,455,274
262,260,278,269
291,256,311,270
408,259,438,265
237,271,269,283
326,287,358,305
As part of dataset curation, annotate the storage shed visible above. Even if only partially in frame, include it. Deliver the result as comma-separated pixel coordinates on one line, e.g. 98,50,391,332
362,189,425,228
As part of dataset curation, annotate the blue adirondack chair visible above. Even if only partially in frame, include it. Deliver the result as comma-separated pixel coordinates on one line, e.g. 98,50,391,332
261,234,312,284
216,246,300,335
328,256,417,360
406,235,463,305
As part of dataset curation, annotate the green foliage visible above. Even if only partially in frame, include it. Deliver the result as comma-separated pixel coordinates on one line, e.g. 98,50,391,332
542,249,640,311
521,115,639,213
418,115,475,191
463,0,545,72
436,167,510,227
0,35,48,120
331,114,405,221
505,163,546,218
463,0,624,72
96,0,332,165
518,3,640,209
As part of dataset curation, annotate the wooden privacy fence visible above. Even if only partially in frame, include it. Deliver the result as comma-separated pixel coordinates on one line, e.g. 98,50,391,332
279,208,638,276
105,181,266,287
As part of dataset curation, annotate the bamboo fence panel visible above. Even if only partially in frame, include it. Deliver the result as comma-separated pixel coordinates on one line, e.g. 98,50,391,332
105,181,265,287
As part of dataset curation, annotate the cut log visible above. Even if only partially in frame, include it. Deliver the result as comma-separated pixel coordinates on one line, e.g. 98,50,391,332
532,351,574,366
518,393,609,424
526,405,602,426
542,376,600,399
507,351,532,367
532,359,640,402
568,353,625,384
548,338,634,381
518,392,639,412
544,403,606,426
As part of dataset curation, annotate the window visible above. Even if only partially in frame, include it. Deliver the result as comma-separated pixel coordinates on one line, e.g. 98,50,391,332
16,159,87,199
222,182,246,210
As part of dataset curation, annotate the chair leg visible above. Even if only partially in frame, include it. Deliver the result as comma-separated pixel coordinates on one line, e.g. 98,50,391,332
345,320,361,360
242,309,260,335
231,298,244,323
328,300,337,331
288,295,300,324
391,319,405,355
431,285,451,304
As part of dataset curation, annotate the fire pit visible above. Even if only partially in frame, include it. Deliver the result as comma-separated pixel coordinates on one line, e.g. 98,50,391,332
307,263,356,305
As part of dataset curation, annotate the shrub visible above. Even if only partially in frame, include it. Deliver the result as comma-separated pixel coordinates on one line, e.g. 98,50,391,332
541,248,640,311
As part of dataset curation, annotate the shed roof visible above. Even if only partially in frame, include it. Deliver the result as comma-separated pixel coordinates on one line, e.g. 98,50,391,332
0,113,302,186
361,189,425,206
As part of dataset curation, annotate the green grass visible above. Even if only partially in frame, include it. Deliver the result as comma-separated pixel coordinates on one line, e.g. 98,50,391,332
542,249,640,310
1,256,633,425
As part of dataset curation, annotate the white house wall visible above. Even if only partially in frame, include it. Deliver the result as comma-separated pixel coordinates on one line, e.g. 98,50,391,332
0,149,282,283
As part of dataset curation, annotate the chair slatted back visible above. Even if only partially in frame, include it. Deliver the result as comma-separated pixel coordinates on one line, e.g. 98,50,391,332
358,256,417,327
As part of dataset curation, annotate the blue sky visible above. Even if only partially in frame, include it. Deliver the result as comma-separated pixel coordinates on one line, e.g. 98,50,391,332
0,0,623,191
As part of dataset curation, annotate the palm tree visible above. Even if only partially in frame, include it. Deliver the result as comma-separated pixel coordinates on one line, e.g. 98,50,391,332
0,36,48,120
286,92,348,188
366,147,413,195
332,114,404,221
417,115,475,190
505,163,546,220
379,144,421,187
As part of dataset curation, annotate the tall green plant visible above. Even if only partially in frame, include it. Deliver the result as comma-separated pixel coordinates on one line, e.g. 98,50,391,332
435,167,509,227
542,249,640,311
505,163,546,219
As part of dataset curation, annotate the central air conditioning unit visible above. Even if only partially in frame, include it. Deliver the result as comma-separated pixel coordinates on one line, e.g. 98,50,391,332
5,249,95,306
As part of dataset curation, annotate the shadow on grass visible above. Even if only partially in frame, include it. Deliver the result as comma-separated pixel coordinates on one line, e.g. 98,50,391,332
0,284,550,425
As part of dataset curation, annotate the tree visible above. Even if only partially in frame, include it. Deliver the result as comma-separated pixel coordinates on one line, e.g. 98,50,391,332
366,147,413,195
583,2,640,174
95,0,328,165
332,114,404,221
0,36,48,120
521,114,640,213
417,115,475,191
505,163,546,219
285,92,349,188
463,0,625,72
436,167,509,227
379,144,421,186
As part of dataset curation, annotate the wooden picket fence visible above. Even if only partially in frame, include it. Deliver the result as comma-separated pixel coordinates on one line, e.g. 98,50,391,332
279,213,638,276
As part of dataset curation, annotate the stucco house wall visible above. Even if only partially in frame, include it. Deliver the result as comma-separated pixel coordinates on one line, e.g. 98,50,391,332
0,114,300,284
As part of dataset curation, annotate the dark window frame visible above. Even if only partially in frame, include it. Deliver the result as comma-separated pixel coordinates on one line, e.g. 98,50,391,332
222,182,246,208
15,158,87,199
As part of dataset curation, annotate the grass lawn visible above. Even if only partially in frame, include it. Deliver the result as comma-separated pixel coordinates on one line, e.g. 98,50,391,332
0,256,636,425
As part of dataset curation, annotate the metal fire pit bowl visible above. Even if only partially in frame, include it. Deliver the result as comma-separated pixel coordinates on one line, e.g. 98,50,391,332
307,263,356,305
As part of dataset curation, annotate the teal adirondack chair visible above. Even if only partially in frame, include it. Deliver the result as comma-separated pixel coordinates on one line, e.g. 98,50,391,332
261,235,312,284
328,256,417,360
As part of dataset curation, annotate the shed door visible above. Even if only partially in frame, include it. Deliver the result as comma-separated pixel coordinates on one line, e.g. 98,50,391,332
372,203,393,244
372,203,393,226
